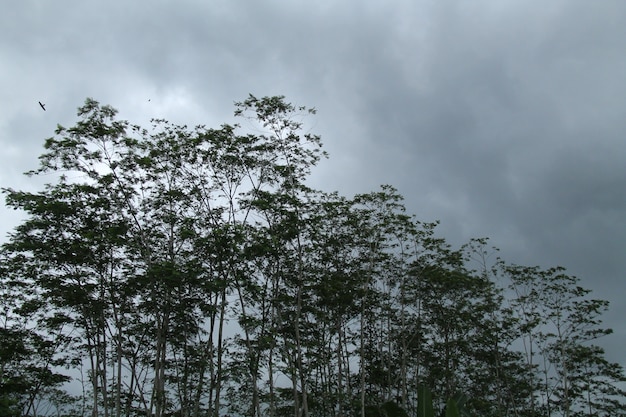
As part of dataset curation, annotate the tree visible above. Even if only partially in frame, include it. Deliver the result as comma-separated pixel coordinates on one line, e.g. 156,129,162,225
2,95,625,417
1,95,325,417
503,264,626,416
0,314,72,416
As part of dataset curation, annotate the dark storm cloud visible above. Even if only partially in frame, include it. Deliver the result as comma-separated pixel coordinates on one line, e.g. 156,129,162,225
317,0,626,361
2,0,625,364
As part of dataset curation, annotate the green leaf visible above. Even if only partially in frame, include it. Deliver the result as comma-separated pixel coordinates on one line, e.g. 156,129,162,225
445,398,460,417
417,384,434,417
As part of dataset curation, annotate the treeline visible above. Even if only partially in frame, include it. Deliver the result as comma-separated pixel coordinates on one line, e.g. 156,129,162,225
1,96,624,417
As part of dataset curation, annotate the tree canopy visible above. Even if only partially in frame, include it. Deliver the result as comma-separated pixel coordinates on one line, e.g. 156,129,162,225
1,96,624,417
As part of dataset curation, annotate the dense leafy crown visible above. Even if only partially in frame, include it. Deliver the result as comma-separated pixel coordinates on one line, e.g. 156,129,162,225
1,96,624,417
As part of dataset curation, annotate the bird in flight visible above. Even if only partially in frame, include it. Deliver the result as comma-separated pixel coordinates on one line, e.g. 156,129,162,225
39,101,46,111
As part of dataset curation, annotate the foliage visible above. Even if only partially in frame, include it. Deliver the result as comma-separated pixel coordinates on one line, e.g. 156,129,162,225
1,96,625,417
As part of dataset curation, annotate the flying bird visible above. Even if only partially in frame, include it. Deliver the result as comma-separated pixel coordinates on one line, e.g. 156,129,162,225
38,101,46,111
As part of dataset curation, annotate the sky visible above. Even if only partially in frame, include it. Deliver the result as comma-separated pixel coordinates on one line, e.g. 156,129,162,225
1,1,625,367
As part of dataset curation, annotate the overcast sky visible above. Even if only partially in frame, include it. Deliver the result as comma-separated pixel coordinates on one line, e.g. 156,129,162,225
2,1,625,367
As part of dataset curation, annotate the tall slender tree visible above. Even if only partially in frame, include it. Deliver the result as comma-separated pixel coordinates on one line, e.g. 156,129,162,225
502,263,626,417
2,95,625,417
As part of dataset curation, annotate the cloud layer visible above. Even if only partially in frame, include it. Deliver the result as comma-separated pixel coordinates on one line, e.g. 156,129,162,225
2,0,625,364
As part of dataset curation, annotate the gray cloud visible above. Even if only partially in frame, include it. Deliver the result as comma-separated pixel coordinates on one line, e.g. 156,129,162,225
2,0,625,364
